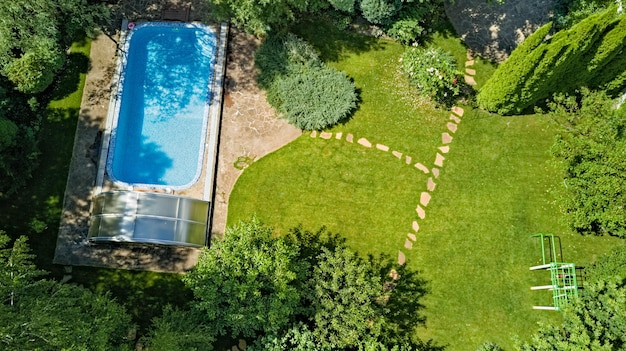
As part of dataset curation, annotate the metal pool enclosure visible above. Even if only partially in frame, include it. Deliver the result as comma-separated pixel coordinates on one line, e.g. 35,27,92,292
88,191,210,247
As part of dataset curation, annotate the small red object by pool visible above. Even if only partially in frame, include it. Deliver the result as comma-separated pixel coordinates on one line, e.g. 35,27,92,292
128,22,135,30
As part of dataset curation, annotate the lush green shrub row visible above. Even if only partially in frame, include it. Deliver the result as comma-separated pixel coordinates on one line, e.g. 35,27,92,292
402,46,461,103
477,8,626,115
208,0,443,44
256,33,357,130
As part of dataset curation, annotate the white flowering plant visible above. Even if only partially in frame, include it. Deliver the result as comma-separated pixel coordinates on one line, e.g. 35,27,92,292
402,46,461,103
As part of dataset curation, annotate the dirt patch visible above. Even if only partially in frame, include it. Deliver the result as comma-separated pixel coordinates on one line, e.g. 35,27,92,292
211,28,301,235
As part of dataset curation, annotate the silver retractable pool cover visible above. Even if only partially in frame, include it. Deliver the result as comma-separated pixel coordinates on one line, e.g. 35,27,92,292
88,191,209,247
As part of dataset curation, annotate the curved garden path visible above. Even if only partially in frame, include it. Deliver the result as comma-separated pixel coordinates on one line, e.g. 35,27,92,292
309,51,478,267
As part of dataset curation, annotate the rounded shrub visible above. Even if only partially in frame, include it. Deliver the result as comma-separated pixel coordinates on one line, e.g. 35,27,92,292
402,46,460,103
256,33,358,130
268,66,357,130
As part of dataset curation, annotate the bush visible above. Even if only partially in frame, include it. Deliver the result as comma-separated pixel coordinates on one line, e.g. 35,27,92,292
384,0,441,44
256,33,357,130
360,0,402,24
476,342,503,351
478,8,626,115
402,46,460,103
269,66,357,130
554,0,616,29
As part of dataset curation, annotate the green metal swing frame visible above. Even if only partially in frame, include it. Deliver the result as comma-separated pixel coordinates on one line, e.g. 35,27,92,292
529,233,579,311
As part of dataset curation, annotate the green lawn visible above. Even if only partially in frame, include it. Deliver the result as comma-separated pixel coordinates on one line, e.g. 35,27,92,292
228,20,622,350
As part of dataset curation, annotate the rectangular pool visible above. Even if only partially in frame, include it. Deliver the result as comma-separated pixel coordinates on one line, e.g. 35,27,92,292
107,22,217,189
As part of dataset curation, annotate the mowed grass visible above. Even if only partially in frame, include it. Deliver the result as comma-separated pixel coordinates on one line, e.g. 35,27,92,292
228,20,621,351
410,107,621,350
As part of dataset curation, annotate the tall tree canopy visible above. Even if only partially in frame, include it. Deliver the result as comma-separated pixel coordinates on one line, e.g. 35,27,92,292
550,89,626,238
0,0,108,93
0,232,133,350
183,218,307,338
180,220,432,349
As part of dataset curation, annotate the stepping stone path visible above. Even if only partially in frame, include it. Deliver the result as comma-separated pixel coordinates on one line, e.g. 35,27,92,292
400,49,475,266
464,57,477,86
307,49,478,267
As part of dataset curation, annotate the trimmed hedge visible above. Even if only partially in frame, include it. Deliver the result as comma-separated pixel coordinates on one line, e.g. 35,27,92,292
477,8,626,115
256,33,357,130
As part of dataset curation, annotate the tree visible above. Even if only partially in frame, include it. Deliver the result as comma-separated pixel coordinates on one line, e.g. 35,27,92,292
183,218,306,338
477,8,626,115
0,0,108,93
550,89,626,237
0,232,133,350
518,246,626,350
206,0,315,35
141,306,216,351
307,246,388,349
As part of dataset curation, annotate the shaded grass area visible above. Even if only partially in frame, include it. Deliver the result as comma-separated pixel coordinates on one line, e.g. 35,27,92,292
0,40,92,277
229,20,622,351
73,267,192,333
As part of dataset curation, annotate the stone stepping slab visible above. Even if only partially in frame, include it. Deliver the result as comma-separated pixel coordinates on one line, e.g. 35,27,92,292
416,205,426,219
451,106,464,117
407,233,416,241
442,132,453,144
465,59,475,67
420,192,431,207
447,122,458,133
434,153,445,167
450,114,461,124
320,132,332,139
439,145,449,154
427,177,436,192
464,75,477,86
398,250,406,265
357,137,372,147
465,68,476,76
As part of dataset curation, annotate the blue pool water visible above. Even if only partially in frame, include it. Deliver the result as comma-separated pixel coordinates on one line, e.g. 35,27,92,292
108,22,216,189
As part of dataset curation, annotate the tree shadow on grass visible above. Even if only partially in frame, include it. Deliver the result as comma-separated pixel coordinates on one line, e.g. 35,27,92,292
72,267,193,334
49,52,91,102
291,17,387,63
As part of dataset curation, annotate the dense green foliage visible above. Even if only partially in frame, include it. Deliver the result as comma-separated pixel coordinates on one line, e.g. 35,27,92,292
477,8,626,115
519,246,626,350
554,0,617,28
183,219,305,338
141,306,215,351
207,0,442,43
0,232,133,351
256,33,357,130
0,0,107,93
308,247,387,348
182,219,430,349
550,90,626,237
402,46,460,103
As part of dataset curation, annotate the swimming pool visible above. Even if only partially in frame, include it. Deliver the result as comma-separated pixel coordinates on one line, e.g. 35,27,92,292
107,22,217,189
